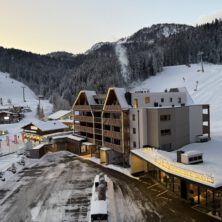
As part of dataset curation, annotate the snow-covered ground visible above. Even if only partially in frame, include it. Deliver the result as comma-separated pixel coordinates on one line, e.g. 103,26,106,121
134,63,222,188
0,72,53,155
0,71,53,170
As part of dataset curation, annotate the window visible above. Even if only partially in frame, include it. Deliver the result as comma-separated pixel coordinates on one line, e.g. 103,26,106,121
160,115,171,121
133,141,136,148
132,114,136,121
160,129,171,136
144,96,150,104
133,128,136,134
170,98,173,102
178,97,182,103
134,99,138,108
161,98,164,103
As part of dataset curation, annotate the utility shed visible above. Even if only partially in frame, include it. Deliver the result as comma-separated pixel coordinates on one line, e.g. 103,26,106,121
50,134,86,154
29,143,48,159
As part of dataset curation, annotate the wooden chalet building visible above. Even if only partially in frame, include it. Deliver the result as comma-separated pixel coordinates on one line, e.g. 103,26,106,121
73,88,130,166
22,121,69,142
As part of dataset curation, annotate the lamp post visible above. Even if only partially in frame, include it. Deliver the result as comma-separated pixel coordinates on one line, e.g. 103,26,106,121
22,86,26,102
197,51,204,72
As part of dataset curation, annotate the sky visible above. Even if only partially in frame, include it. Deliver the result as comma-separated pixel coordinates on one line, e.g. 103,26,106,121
1,0,222,54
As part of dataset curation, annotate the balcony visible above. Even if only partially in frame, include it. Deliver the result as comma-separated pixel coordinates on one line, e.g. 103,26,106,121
103,142,123,153
103,118,122,127
74,125,93,134
74,115,93,123
203,114,209,122
103,130,122,139
91,104,103,110
95,128,102,135
73,105,91,111
104,105,122,112
94,117,101,123
203,125,210,134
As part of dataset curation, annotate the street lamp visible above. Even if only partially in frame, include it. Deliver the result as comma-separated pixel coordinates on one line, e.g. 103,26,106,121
197,51,204,72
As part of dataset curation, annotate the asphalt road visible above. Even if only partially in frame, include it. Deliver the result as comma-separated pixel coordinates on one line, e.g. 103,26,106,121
0,152,218,222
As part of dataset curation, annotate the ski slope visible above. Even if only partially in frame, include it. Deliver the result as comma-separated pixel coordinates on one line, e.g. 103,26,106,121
0,72,53,138
134,63,222,136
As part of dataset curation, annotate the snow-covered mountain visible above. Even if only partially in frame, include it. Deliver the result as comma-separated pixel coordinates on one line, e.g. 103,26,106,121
134,63,222,135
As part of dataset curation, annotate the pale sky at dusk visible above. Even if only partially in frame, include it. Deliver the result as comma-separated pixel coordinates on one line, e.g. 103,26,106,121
1,0,222,54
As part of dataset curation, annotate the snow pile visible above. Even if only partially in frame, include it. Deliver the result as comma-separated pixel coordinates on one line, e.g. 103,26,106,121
134,63,222,134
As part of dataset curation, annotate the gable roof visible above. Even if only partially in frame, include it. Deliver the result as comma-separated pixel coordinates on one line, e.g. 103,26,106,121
48,110,71,120
22,120,68,132
108,87,131,110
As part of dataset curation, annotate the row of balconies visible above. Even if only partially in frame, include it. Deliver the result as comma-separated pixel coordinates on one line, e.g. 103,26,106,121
73,105,122,112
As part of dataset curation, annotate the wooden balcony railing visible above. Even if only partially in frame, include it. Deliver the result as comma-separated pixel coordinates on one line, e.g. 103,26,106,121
103,105,122,112
103,130,122,139
87,137,94,143
103,142,123,153
74,115,93,123
74,125,93,134
73,105,91,111
103,118,122,127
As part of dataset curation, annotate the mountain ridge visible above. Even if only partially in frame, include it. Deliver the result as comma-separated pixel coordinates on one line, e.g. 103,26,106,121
0,20,221,110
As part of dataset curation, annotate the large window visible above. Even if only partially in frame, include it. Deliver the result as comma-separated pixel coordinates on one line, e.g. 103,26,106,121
144,96,150,104
134,99,138,108
160,129,171,136
160,115,171,121
132,114,136,121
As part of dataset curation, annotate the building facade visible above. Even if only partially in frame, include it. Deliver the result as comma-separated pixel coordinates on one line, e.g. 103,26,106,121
73,87,210,165
130,105,210,151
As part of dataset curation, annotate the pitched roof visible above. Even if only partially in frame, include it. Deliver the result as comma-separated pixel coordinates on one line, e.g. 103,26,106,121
23,120,68,132
84,90,97,105
48,110,71,120
112,87,131,110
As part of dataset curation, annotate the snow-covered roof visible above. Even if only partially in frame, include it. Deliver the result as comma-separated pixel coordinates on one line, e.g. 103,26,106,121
23,121,68,132
131,144,222,188
100,147,111,151
51,134,85,141
48,110,71,120
182,150,203,157
90,200,108,215
32,143,46,150
82,142,95,146
84,90,97,105
112,87,131,110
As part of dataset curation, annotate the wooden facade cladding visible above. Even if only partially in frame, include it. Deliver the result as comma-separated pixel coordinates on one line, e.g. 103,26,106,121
74,124,93,134
103,118,122,127
73,105,91,111
74,115,93,123
103,130,122,140
103,105,122,112
103,141,122,153
87,137,94,143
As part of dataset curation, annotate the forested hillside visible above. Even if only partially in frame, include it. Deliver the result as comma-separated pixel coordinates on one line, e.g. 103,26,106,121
0,20,222,110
